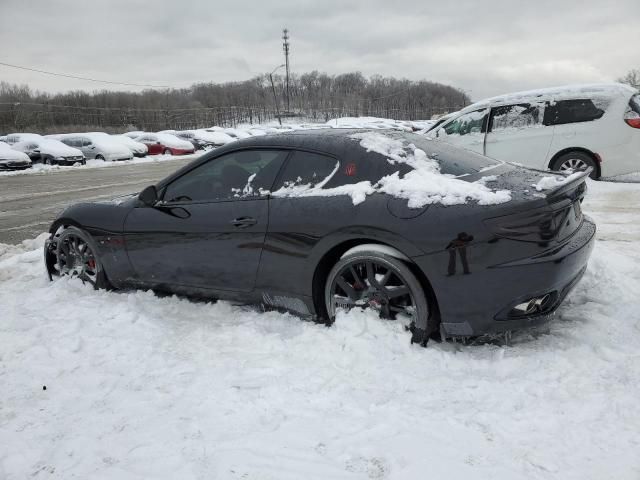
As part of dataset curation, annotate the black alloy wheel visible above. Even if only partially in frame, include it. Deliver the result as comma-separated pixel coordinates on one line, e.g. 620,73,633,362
325,250,429,335
54,227,107,288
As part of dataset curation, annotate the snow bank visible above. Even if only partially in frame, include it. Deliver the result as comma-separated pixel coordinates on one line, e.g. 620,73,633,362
1,181,640,478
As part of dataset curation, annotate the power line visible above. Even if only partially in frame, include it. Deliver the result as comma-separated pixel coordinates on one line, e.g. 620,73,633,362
0,61,170,88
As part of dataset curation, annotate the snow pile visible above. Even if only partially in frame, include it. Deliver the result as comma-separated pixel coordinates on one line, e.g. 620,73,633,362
532,171,586,191
1,181,640,478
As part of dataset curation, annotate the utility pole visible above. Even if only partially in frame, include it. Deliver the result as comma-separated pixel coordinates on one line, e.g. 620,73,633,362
269,64,285,126
282,28,290,113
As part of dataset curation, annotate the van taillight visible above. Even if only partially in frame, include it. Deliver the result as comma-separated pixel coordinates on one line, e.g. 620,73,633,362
624,111,640,129
625,117,640,129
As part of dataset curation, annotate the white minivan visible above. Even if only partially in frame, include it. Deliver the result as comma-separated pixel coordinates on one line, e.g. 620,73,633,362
425,83,640,178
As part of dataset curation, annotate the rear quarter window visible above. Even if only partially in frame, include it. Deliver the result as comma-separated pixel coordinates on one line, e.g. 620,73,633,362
273,151,339,190
543,99,606,125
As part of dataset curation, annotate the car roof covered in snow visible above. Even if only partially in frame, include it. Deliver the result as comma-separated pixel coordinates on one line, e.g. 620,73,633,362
460,83,637,113
158,128,509,191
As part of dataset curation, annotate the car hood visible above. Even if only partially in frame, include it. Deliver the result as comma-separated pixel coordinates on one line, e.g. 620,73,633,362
0,148,31,163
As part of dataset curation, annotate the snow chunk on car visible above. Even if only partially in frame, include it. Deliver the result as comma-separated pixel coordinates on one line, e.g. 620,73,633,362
532,171,587,191
351,131,512,207
271,131,511,207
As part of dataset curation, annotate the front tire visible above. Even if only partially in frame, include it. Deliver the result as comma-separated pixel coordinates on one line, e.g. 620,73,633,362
552,151,599,179
53,226,110,289
96,154,106,162
163,148,172,155
324,250,430,344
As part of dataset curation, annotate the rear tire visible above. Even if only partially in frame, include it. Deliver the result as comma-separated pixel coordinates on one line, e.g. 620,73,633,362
53,226,110,290
551,151,599,179
44,157,52,165
324,250,431,345
96,154,105,161
163,148,172,155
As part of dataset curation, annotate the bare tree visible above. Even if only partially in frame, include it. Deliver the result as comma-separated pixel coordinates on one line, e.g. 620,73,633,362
618,69,640,89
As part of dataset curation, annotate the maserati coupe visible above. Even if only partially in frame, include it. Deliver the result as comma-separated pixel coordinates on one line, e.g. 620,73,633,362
44,129,595,345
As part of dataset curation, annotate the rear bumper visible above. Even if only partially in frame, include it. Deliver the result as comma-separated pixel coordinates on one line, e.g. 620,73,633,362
416,216,596,337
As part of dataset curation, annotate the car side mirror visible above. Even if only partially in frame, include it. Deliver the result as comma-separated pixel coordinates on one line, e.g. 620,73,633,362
33,149,40,153
138,185,158,207
156,141,161,145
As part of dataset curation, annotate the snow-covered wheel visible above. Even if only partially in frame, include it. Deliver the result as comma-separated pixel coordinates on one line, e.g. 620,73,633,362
552,151,599,179
163,148,172,155
44,157,53,165
54,226,110,289
325,250,431,345
96,154,106,162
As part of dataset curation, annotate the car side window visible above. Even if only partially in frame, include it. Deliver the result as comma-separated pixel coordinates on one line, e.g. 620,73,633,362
162,149,288,203
82,139,92,147
489,103,543,132
543,99,606,125
441,109,489,136
272,150,339,191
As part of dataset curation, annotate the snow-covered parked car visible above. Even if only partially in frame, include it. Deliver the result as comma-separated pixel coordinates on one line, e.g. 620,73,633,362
134,133,195,155
54,134,133,162
4,133,43,145
81,132,148,157
12,138,85,165
224,128,252,139
425,83,640,179
110,135,148,157
124,131,145,139
0,141,32,170
44,129,595,345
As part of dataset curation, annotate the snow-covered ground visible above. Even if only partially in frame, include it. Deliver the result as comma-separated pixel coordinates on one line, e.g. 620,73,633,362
1,179,639,479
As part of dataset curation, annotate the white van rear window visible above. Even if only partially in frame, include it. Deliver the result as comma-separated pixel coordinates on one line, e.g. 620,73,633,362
629,94,640,115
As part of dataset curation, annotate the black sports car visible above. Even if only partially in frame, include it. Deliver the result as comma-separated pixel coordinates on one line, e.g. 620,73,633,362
44,129,595,344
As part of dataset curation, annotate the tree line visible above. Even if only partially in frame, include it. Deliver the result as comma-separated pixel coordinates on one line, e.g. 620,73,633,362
0,72,467,133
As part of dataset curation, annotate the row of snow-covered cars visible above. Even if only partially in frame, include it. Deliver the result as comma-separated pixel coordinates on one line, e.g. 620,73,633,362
0,127,254,171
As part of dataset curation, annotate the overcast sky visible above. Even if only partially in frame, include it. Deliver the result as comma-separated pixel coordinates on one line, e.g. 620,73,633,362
0,0,636,100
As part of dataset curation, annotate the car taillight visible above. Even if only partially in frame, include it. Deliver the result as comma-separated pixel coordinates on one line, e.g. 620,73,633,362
624,111,640,129
625,117,640,129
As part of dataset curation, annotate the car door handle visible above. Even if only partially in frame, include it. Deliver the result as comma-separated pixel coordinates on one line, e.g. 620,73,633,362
230,216,257,228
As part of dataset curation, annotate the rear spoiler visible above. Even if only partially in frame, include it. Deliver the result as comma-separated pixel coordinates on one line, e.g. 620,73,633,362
544,169,591,202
